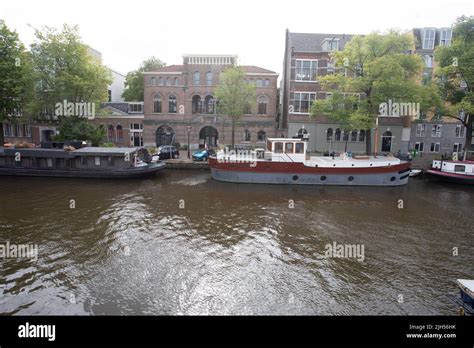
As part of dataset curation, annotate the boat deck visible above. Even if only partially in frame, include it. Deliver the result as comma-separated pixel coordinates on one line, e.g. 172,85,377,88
306,156,402,168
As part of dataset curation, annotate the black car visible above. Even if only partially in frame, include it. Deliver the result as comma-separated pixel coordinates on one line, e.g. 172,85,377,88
156,146,180,160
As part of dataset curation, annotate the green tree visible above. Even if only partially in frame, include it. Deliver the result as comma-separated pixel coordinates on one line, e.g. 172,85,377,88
0,20,33,145
435,15,474,158
310,30,436,154
54,116,105,146
122,56,165,101
215,66,256,148
30,24,112,118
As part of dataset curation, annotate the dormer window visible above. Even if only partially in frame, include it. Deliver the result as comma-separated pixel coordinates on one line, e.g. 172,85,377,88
440,28,452,47
421,28,436,49
322,38,339,52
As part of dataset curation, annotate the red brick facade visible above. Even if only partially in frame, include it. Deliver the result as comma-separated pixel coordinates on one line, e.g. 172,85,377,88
143,55,279,149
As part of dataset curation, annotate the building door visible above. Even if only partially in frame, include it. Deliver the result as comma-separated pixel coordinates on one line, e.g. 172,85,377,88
156,125,175,147
381,131,393,152
199,126,218,148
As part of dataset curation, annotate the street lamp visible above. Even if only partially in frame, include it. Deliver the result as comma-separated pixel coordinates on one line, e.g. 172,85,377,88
186,126,192,158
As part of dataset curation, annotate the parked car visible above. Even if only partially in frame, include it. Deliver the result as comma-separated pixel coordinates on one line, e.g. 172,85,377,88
155,146,179,160
192,149,215,161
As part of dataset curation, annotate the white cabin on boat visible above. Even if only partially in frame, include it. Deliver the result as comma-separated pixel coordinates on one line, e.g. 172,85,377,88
266,138,307,163
432,160,474,176
264,138,402,168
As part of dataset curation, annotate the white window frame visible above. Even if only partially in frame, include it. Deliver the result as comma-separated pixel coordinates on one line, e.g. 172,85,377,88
416,124,426,137
295,59,318,82
322,38,339,52
455,125,465,138
291,92,316,114
430,142,440,153
94,157,101,166
415,142,424,152
422,28,436,50
431,124,442,138
440,28,452,47
453,143,461,153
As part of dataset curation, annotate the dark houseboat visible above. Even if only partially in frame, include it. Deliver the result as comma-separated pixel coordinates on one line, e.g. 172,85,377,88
0,144,165,179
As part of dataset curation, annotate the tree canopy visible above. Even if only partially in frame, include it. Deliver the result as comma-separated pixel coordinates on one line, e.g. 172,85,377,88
435,15,474,156
214,66,256,148
0,20,34,145
122,56,165,101
310,30,438,154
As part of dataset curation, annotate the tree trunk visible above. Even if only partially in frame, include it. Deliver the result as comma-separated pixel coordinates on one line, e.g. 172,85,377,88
463,114,472,160
231,119,235,149
0,122,4,147
365,128,372,155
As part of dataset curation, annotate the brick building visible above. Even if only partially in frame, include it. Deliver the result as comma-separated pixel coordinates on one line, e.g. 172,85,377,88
277,30,403,155
142,54,279,150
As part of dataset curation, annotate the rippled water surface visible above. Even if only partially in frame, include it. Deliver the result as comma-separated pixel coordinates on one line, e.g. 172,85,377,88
0,171,473,315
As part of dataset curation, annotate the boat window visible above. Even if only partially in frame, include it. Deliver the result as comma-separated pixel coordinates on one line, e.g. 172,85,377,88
108,156,115,166
47,158,53,168
295,143,304,154
274,142,283,153
81,157,87,166
285,142,294,153
454,165,466,172
94,157,101,166
267,141,272,151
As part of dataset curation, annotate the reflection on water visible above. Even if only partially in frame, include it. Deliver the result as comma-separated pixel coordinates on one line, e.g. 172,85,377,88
0,171,473,315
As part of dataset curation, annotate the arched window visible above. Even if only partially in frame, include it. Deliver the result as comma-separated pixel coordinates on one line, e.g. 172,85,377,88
244,129,251,142
192,95,202,114
359,130,366,142
166,77,171,86
107,125,115,142
351,130,358,142
194,71,200,86
116,125,123,142
174,77,179,86
256,79,263,87
327,128,333,141
343,130,349,141
168,95,177,113
205,95,214,114
153,95,162,113
257,130,266,142
335,128,341,141
151,77,157,86
264,79,270,87
158,77,164,86
249,78,255,85
206,71,213,86
258,96,268,115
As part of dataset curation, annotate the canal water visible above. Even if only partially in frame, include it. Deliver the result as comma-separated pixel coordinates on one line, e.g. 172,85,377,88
0,171,472,315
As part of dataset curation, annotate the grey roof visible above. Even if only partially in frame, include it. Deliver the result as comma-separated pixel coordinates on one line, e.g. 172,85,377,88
74,147,139,154
289,32,354,52
100,102,130,113
2,147,140,158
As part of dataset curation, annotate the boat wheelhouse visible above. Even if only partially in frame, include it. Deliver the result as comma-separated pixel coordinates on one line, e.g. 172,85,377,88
209,138,411,186
0,146,165,179
425,159,474,185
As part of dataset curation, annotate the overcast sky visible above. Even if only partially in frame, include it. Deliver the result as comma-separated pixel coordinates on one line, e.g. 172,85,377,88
1,0,472,76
